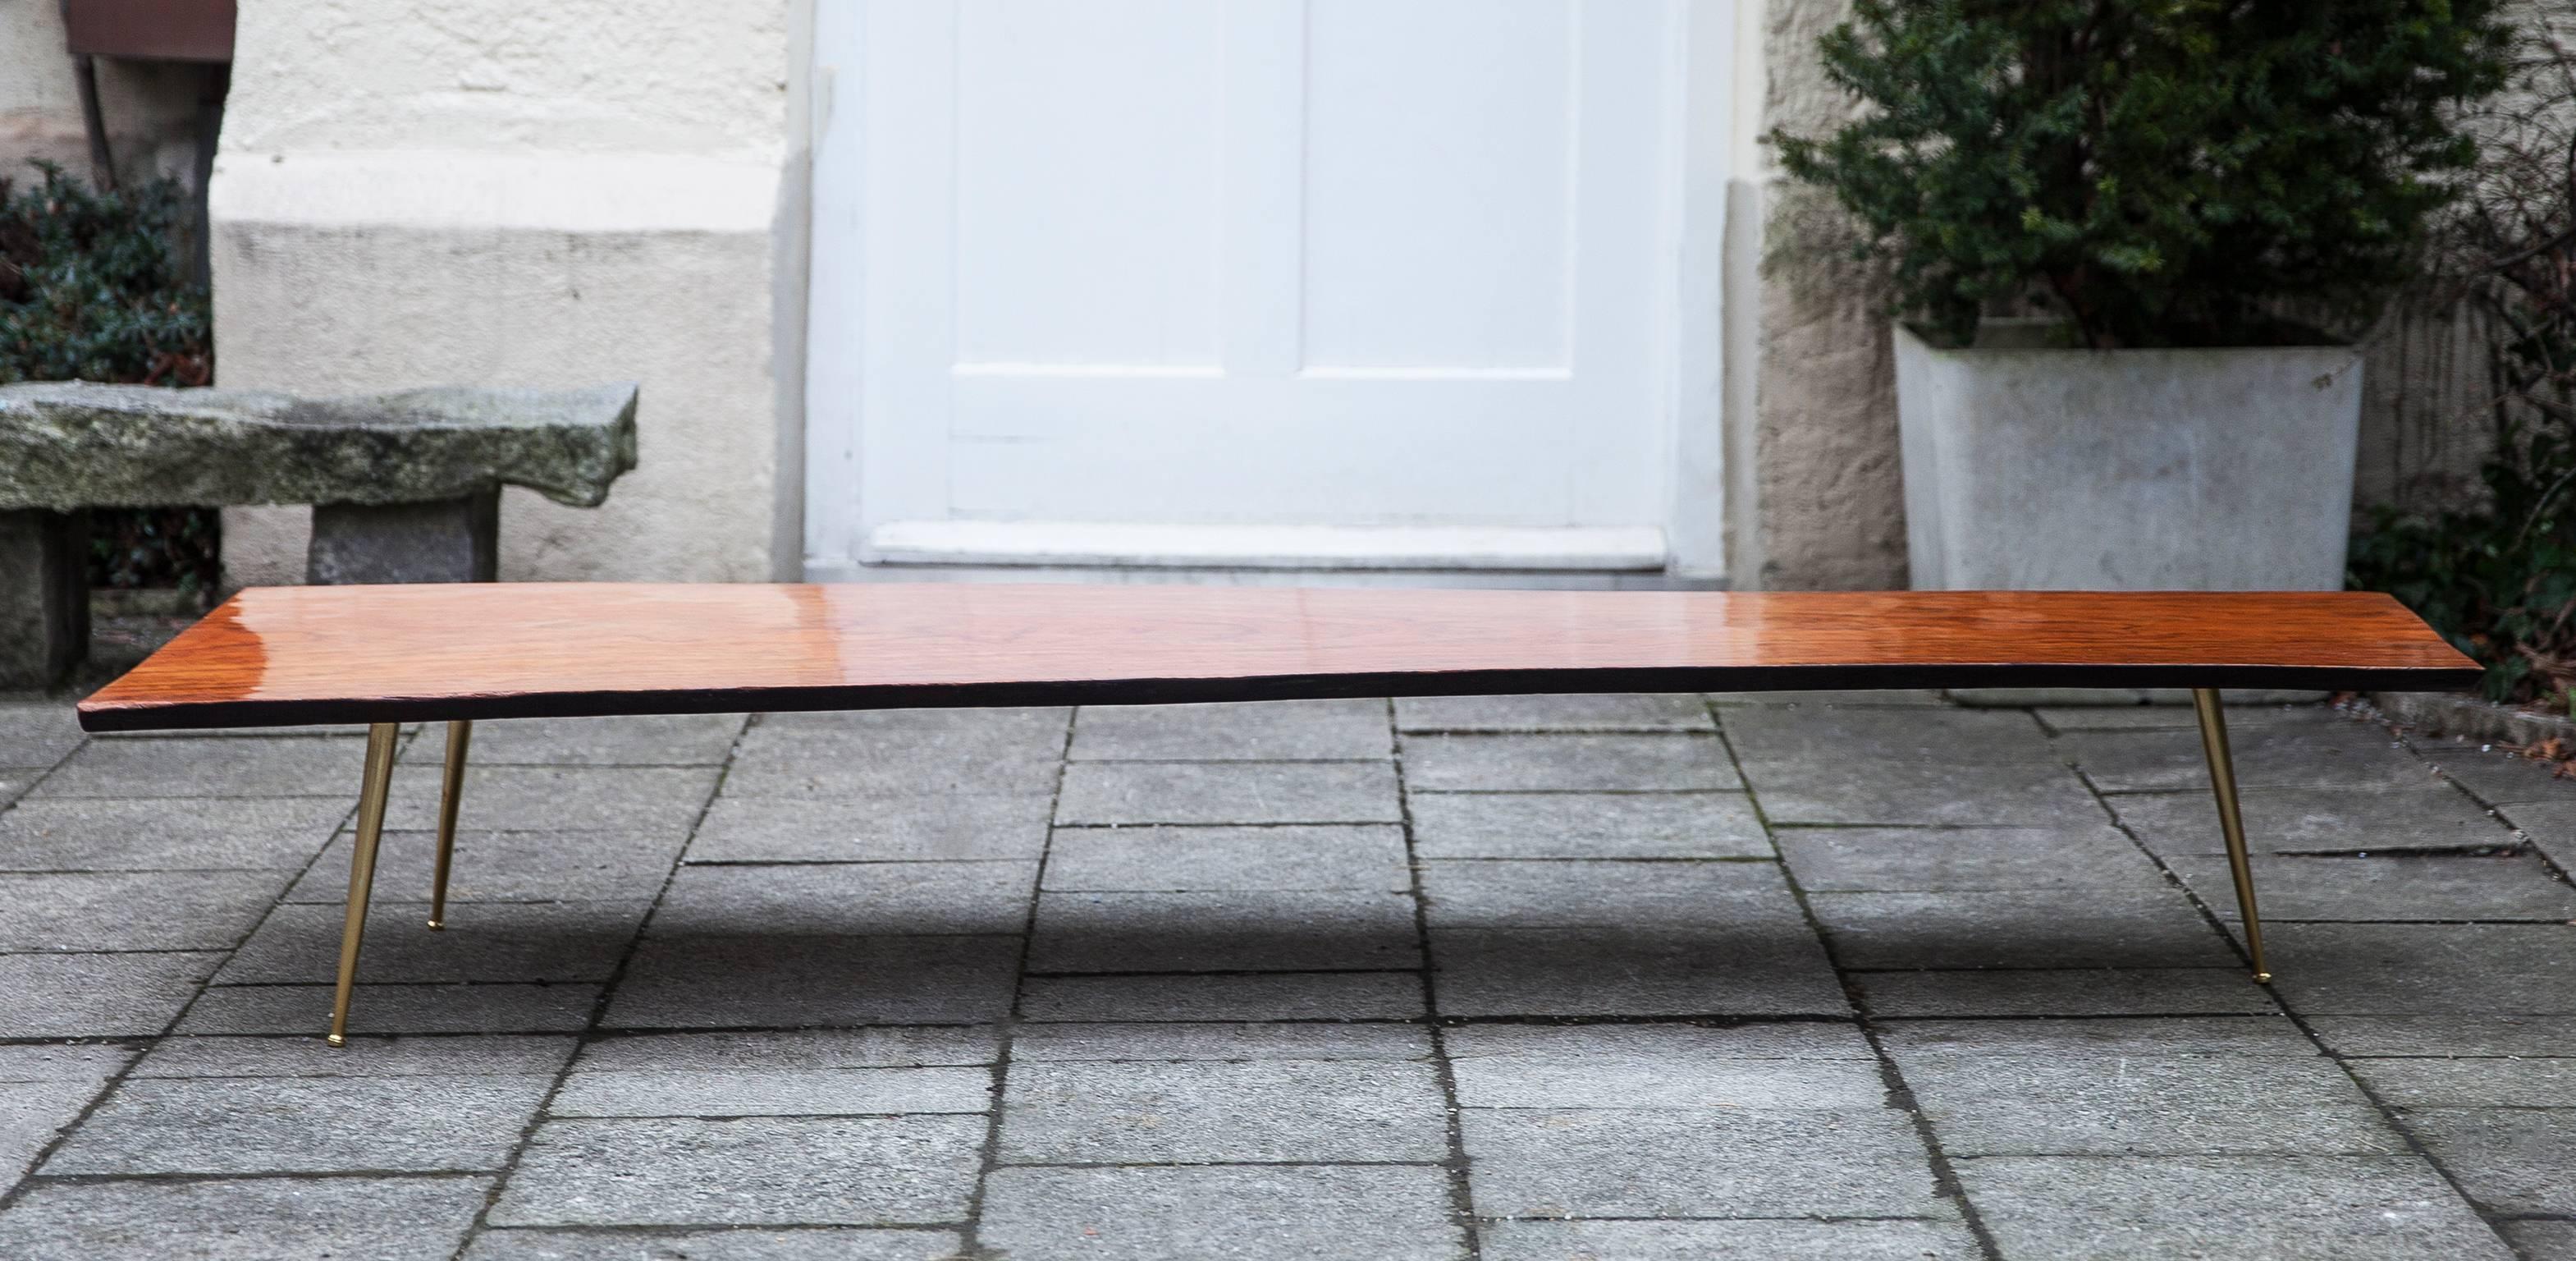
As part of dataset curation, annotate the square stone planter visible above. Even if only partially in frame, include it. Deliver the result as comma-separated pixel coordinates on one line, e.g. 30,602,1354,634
1895,320,2363,590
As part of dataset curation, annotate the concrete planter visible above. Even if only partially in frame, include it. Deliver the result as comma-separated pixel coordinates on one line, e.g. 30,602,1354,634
1895,321,2363,590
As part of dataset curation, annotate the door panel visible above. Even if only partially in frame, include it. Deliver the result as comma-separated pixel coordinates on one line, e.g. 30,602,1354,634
849,0,1683,545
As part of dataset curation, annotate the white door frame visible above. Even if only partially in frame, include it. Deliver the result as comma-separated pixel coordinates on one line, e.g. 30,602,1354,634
803,1,1747,585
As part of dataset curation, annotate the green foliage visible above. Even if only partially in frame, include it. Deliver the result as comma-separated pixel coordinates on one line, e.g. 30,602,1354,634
2348,21,2576,714
1773,1,2512,349
2352,452,2576,713
0,161,211,386
0,161,220,592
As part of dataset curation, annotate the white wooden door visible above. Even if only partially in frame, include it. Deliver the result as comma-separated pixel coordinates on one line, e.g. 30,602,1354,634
811,0,1692,571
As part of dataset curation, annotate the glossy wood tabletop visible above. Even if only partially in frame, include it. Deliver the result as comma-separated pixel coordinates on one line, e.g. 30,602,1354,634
77,584,2481,731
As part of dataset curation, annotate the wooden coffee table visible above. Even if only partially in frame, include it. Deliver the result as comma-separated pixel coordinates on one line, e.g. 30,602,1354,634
78,584,2479,1044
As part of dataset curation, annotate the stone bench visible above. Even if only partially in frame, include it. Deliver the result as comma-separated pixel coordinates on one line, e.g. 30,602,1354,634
0,380,638,686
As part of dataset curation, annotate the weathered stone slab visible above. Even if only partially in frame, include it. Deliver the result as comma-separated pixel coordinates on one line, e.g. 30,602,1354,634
0,380,638,510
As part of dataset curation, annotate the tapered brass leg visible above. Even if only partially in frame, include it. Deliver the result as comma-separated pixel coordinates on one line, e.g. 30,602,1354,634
428,719,471,930
327,722,401,1047
2190,688,2272,984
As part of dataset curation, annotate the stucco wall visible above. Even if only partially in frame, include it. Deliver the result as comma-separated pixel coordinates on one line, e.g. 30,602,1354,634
1733,0,2508,589
209,0,808,585
0,0,221,192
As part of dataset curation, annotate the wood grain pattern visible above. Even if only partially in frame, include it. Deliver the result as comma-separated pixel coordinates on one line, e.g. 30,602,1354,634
77,584,2482,731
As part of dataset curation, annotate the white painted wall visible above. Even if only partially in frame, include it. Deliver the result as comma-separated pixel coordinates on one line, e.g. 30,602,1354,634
209,0,810,585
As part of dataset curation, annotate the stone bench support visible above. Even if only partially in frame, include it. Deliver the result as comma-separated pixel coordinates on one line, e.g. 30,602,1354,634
308,490,500,586
0,510,89,689
0,382,635,687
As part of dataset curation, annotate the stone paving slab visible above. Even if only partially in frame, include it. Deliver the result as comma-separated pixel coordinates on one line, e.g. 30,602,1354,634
489,1115,986,1227
1855,967,2282,1017
220,898,651,984
650,861,1038,937
0,796,349,871
0,1045,125,1184
1744,759,2107,826
1480,1219,1982,1260
1071,698,1393,760
34,735,367,798
1401,732,1741,791
687,794,1054,863
464,1227,964,1261
1406,790,1770,859
1724,705,2060,766
2507,1220,2576,1260
403,713,748,767
979,1164,1464,1261
178,981,602,1035
2111,782,2508,855
602,935,1022,1028
2506,796,2576,869
719,748,1060,800
2062,715,2425,791
0,868,292,951
44,1074,553,1174
2420,746,2576,805
133,1033,571,1079
1030,889,1421,972
1444,1022,1883,1108
382,764,721,832
1011,1020,1430,1062
1016,971,1426,1021
0,1175,495,1261
2263,923,2576,1014
1953,1153,2514,1259
288,828,690,904
2304,1013,2576,1057
1055,760,1402,825
2369,1103,2576,1215
1460,1106,1950,1219
1420,857,1805,929
1042,823,1412,892
2165,851,2576,921
1000,1058,1448,1162
2033,702,2327,731
0,949,223,1036
0,704,83,768
1774,823,2166,892
1896,1052,2402,1155
1811,887,2236,970
4,690,2569,1258
1430,924,1848,1016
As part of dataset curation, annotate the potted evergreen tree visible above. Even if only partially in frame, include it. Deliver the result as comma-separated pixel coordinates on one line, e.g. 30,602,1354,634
1775,2,2510,590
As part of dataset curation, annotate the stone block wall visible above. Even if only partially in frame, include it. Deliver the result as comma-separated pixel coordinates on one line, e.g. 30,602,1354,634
207,0,810,585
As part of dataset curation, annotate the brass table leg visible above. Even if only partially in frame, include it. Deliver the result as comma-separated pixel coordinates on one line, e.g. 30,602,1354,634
428,719,472,930
327,722,401,1047
2190,688,2272,984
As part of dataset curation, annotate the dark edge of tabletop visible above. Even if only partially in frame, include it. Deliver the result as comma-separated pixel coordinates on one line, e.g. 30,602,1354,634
76,660,2487,732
